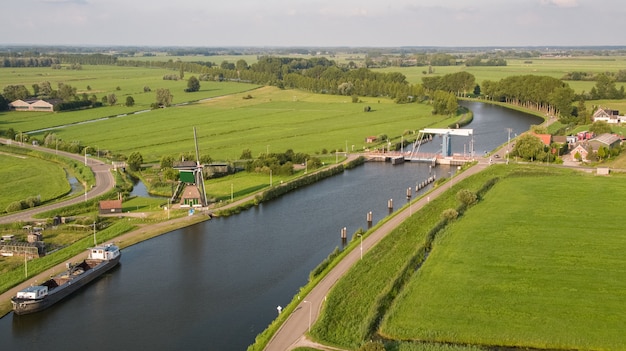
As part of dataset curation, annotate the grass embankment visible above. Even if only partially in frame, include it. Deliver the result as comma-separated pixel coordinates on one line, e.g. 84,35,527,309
308,164,626,350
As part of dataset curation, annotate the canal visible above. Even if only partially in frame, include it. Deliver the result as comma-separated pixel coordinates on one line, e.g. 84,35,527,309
0,102,542,351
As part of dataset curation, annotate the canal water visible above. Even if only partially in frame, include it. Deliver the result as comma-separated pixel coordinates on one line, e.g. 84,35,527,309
0,102,542,351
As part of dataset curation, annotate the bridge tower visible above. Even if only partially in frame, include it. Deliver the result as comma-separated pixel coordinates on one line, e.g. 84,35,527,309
413,128,473,157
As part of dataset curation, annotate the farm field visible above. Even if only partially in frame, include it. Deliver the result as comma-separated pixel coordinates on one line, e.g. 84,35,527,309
380,170,626,350
28,86,453,163
0,153,70,211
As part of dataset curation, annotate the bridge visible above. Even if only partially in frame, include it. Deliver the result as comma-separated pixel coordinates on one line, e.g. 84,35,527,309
365,128,475,165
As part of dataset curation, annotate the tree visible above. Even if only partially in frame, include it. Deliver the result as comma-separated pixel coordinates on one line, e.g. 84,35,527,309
160,154,175,169
186,76,200,92
240,149,252,159
0,94,8,111
589,121,612,135
57,83,77,101
179,64,185,80
127,152,143,171
548,85,575,119
156,88,173,107
3,85,30,101
235,59,248,72
125,96,135,107
441,208,458,222
107,94,117,106
512,134,545,161
456,189,477,207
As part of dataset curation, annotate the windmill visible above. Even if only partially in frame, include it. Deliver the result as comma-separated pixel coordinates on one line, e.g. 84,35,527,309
192,127,208,206
173,127,208,207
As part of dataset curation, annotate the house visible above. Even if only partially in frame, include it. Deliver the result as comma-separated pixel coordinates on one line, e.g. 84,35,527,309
589,133,622,151
99,199,123,214
570,144,589,161
592,108,623,124
180,184,202,207
9,99,57,112
533,133,552,146
365,136,377,143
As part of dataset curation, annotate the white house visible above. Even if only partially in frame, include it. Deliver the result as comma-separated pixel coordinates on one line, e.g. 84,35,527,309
592,108,624,124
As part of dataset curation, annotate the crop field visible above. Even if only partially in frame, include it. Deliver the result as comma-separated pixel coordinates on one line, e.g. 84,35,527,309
0,152,70,211
379,170,626,350
27,86,453,163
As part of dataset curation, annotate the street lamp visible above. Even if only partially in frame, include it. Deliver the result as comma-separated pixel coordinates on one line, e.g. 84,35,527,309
84,146,89,166
357,234,363,260
303,300,312,332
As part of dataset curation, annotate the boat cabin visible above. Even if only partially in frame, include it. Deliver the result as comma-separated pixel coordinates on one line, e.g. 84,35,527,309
88,243,120,260
16,286,48,300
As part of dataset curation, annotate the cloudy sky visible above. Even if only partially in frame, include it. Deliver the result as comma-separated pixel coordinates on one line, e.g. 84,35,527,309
2,0,624,47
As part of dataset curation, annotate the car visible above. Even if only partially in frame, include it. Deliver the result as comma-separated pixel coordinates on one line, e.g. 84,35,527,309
494,154,500,158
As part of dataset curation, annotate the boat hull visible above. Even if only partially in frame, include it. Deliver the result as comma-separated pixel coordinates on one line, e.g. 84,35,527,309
11,254,121,315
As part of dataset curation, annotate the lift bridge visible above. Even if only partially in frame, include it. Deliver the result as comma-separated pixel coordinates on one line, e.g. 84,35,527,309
406,128,474,163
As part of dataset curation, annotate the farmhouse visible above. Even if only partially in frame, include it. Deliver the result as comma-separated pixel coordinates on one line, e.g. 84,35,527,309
9,99,58,112
99,199,123,214
592,108,624,124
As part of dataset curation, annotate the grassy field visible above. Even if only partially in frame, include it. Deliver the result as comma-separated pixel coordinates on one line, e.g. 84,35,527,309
0,65,261,133
0,152,70,211
379,169,626,350
308,165,626,350
375,56,626,94
25,86,454,163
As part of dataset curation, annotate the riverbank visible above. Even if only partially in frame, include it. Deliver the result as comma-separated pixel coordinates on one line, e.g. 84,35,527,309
0,154,361,318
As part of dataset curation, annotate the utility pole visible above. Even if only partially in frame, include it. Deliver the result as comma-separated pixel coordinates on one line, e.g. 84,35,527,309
506,128,512,164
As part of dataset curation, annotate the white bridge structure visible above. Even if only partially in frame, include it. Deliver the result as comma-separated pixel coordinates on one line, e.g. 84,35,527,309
407,128,474,161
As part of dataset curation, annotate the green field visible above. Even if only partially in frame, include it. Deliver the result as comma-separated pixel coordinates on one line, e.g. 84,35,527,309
379,170,626,350
307,165,626,350
0,65,261,133
375,57,626,94
24,86,454,163
0,152,70,211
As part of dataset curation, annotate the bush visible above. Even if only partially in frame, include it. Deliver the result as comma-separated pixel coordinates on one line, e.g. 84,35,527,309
441,208,458,222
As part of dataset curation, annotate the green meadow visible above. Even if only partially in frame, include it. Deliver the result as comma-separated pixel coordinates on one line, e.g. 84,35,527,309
26,86,454,163
376,56,626,94
0,65,261,133
0,153,70,211
381,171,626,350
309,165,626,350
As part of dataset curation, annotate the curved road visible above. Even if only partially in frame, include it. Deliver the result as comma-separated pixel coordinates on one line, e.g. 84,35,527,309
265,158,490,351
0,138,115,224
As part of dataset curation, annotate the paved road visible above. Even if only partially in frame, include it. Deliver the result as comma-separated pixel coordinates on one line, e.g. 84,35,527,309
0,138,115,224
265,158,490,351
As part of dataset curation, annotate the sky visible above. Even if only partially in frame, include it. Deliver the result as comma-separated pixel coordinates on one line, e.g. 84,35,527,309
2,0,625,48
